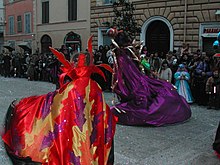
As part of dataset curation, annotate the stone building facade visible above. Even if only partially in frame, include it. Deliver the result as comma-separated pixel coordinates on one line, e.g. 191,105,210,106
91,0,220,55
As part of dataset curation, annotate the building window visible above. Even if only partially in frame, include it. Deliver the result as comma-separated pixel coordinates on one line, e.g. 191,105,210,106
68,0,77,21
17,15,22,33
98,28,111,47
8,16,14,35
103,0,117,5
9,0,14,3
64,31,82,52
42,1,49,23
24,12,31,33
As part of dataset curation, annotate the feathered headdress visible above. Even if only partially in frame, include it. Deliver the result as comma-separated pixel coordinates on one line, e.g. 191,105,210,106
49,35,113,90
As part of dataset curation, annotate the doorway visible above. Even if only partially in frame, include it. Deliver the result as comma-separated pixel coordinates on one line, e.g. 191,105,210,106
41,35,52,54
64,31,82,53
146,20,170,56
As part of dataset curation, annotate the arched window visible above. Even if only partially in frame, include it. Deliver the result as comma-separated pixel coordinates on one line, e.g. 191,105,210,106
64,31,81,52
41,34,52,54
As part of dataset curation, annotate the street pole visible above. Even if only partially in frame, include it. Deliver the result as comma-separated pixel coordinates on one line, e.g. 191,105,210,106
183,0,187,43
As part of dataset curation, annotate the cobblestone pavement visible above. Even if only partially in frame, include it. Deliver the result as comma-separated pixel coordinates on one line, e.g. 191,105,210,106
0,77,220,165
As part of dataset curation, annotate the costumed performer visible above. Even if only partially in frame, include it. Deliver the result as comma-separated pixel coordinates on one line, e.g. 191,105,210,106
212,31,220,160
108,28,191,126
213,122,220,159
1,36,117,165
174,64,193,104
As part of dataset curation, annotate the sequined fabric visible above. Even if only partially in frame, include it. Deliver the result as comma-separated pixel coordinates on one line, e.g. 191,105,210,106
2,76,117,165
2,50,117,164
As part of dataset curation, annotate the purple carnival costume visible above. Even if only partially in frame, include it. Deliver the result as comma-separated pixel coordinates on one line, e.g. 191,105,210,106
110,30,191,126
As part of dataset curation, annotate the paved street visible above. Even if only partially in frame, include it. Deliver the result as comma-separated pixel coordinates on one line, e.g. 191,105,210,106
0,77,220,165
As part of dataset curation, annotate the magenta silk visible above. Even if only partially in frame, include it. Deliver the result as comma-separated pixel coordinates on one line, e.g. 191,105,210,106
111,48,191,126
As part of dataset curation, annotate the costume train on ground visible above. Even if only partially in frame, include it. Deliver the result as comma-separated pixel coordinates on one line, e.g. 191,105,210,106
108,28,191,126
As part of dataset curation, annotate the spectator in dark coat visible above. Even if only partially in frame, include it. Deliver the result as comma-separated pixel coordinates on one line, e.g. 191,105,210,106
193,55,212,105
3,53,12,77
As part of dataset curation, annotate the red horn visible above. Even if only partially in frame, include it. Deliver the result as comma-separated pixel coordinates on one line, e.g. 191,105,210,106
49,47,72,69
87,35,94,65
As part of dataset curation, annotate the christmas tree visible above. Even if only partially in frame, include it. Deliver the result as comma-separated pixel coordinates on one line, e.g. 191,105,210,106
111,0,141,38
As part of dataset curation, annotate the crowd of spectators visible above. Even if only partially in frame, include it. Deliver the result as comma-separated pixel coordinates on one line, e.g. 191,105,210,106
93,42,220,110
0,51,60,85
1,42,220,110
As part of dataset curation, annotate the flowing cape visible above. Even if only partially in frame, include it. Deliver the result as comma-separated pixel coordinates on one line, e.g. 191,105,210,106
111,48,191,126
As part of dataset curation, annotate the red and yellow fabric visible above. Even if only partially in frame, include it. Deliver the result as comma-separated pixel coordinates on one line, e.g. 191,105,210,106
2,46,117,165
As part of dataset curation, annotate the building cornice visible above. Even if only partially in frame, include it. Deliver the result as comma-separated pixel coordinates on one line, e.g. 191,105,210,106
37,19,87,27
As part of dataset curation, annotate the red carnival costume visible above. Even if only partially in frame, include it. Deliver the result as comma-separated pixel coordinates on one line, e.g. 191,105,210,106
2,36,117,165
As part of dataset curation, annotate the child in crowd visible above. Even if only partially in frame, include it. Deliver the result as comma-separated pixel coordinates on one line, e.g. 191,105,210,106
174,64,193,104
206,68,220,109
158,60,172,83
140,54,151,76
